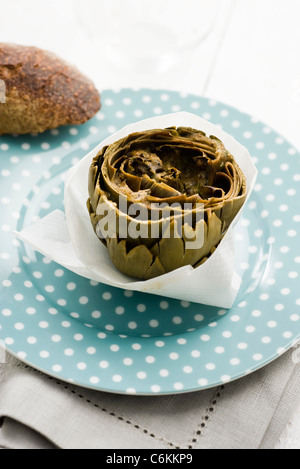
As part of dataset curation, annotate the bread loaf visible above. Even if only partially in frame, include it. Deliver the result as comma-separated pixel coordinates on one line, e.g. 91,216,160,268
0,43,101,135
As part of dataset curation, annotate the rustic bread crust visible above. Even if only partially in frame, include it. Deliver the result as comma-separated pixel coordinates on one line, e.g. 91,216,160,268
0,43,101,135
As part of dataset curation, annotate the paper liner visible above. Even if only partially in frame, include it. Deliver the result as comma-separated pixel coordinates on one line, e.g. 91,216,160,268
16,112,258,308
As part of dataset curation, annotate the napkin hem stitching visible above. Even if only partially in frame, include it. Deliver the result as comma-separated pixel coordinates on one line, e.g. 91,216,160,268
187,385,226,448
16,363,180,449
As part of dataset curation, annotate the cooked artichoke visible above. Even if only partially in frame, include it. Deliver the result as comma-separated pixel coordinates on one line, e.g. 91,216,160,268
87,127,246,280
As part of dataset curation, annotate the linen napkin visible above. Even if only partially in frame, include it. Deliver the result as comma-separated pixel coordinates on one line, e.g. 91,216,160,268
0,347,299,450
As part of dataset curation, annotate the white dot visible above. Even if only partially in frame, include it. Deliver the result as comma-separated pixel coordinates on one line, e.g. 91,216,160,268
64,349,74,356
112,375,123,383
52,335,61,343
177,338,187,345
2,308,12,316
230,358,240,366
33,271,42,279
27,337,37,344
116,110,125,119
260,294,269,301
137,371,147,380
123,97,132,105
281,288,290,296
221,375,231,383
160,301,169,310
155,341,165,348
54,269,64,277
283,331,292,339
191,350,201,358
262,337,271,344
223,331,232,338
14,322,24,330
123,358,133,366
232,120,240,128
279,204,288,212
149,320,159,328
99,361,109,369
231,315,240,322
115,306,125,315
198,379,208,386
39,321,49,329
246,326,255,333
159,369,169,377
134,110,143,118
252,310,262,318
74,334,84,341
191,101,200,109
90,377,100,384
110,344,120,352
291,314,299,322
172,316,182,325
288,230,297,237
77,362,87,370
126,388,137,394
52,365,62,372
174,383,184,390
238,343,248,350
45,285,55,293
201,334,210,342
67,282,76,291
256,142,265,150
136,304,146,313
146,356,155,364
21,143,30,150
289,271,298,279
40,351,50,358
142,95,151,103
132,343,142,351
107,125,117,134
14,294,24,302
79,296,89,305
92,311,101,319
183,366,193,374
215,347,225,354
276,137,284,145
268,321,277,328
2,280,12,287
169,353,179,360
57,299,66,306
206,363,216,371
194,314,204,322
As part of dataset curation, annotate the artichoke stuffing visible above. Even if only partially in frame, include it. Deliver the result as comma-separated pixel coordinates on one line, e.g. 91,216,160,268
87,127,246,279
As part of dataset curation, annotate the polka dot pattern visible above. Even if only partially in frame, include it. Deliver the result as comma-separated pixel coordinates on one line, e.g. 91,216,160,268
0,89,299,395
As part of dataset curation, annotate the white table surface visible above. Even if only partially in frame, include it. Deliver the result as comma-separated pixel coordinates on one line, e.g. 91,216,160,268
0,0,299,449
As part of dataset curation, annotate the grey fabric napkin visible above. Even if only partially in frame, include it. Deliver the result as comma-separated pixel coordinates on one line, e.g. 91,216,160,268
0,348,299,450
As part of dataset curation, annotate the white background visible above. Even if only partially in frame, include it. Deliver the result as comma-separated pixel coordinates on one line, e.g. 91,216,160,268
0,0,299,449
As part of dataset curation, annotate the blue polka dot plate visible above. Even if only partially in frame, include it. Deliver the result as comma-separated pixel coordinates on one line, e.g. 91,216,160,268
0,89,299,395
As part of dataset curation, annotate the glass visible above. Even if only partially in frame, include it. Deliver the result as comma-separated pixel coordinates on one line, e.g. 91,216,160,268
73,0,220,73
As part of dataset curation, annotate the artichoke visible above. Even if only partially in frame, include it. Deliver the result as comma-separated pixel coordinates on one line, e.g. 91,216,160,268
87,127,246,280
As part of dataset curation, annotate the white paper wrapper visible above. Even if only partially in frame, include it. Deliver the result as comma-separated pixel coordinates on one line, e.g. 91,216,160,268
16,112,258,308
